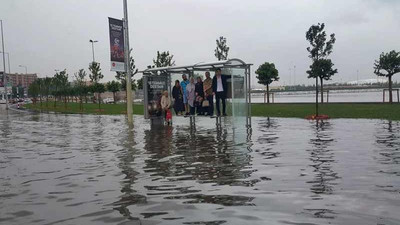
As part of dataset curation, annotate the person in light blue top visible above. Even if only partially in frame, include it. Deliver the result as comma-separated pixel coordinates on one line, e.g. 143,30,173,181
181,74,190,115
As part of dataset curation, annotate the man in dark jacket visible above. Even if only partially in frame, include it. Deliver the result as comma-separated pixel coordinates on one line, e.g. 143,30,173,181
212,68,228,116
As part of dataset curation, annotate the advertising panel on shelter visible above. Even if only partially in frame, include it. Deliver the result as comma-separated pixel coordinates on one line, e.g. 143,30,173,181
0,72,3,87
146,75,168,118
108,17,125,72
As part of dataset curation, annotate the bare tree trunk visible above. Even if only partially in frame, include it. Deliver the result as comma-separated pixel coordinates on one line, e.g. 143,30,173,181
113,92,116,104
266,84,270,104
389,75,393,104
315,78,319,116
320,77,324,104
64,95,67,109
98,93,101,110
80,95,83,111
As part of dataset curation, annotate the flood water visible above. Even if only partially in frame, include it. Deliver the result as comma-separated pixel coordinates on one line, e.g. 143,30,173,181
1,108,400,225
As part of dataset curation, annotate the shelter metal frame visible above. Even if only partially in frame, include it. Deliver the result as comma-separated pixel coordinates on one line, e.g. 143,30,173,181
140,58,252,128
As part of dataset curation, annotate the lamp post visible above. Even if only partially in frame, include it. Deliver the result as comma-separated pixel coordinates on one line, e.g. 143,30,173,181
89,39,98,63
1,19,9,109
123,0,133,123
19,65,27,74
0,51,10,74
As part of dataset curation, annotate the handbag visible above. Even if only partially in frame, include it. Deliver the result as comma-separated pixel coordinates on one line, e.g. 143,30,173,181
202,99,210,107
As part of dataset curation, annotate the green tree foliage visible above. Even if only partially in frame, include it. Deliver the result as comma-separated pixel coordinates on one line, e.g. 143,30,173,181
374,50,400,103
28,81,40,104
89,62,103,83
255,62,279,103
52,70,68,107
137,77,143,90
106,80,120,103
116,48,138,91
91,82,106,110
153,51,175,67
43,77,52,107
306,23,336,115
55,70,70,108
214,36,229,61
307,58,338,82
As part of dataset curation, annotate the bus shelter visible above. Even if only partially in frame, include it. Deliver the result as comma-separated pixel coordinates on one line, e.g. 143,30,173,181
140,58,252,128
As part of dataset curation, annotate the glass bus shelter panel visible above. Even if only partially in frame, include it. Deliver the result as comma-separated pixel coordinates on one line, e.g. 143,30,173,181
225,68,247,127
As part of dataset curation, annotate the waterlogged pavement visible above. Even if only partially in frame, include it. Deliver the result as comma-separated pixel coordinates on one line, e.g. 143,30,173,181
0,107,399,225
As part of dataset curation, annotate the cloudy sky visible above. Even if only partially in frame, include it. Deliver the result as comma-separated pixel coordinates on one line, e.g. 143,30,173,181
1,0,399,87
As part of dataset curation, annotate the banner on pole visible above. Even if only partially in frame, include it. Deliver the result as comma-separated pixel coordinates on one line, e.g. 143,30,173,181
108,17,125,72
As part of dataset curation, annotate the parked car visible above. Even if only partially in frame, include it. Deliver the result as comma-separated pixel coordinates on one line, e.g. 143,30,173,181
103,97,114,104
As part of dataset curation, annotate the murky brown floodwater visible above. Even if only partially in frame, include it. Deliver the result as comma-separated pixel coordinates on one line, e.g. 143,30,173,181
0,107,399,225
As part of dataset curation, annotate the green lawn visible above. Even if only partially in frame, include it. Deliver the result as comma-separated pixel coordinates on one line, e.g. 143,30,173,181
24,102,400,120
24,101,143,115
251,103,400,120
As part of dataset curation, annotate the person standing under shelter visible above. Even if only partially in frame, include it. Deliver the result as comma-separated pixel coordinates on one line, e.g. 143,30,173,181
195,77,204,115
212,68,228,116
203,71,213,116
172,80,184,115
186,77,196,115
160,90,171,118
181,74,190,115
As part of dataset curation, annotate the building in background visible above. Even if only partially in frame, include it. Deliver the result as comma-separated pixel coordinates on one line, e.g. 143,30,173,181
7,73,37,88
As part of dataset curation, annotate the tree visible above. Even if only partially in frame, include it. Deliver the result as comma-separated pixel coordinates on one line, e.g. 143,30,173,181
89,62,103,83
74,69,87,110
374,50,400,103
255,62,279,103
106,80,120,103
91,82,106,110
35,78,43,106
306,23,336,115
153,51,175,67
116,48,138,92
307,58,337,96
28,80,40,104
137,77,143,90
214,36,229,61
54,70,69,109
52,71,63,107
43,77,52,108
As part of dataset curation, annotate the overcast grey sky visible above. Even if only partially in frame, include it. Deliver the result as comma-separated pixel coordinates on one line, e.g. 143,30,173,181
1,0,399,87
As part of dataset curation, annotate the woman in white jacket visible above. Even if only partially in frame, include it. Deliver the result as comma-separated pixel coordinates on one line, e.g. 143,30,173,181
186,77,196,115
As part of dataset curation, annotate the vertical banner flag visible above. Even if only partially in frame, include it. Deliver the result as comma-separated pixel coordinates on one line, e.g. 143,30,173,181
108,17,125,72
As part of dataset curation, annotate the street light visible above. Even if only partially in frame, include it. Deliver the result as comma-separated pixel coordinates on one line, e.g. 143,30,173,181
19,65,27,74
0,51,10,74
89,39,98,63
1,19,9,109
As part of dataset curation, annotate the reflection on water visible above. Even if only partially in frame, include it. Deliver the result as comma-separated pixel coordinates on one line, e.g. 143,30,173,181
307,121,338,196
1,109,400,225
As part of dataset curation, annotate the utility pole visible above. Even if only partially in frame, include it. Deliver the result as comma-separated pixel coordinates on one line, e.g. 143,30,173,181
123,0,133,123
89,39,98,63
1,20,8,109
293,65,296,86
0,51,10,74
356,70,359,85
